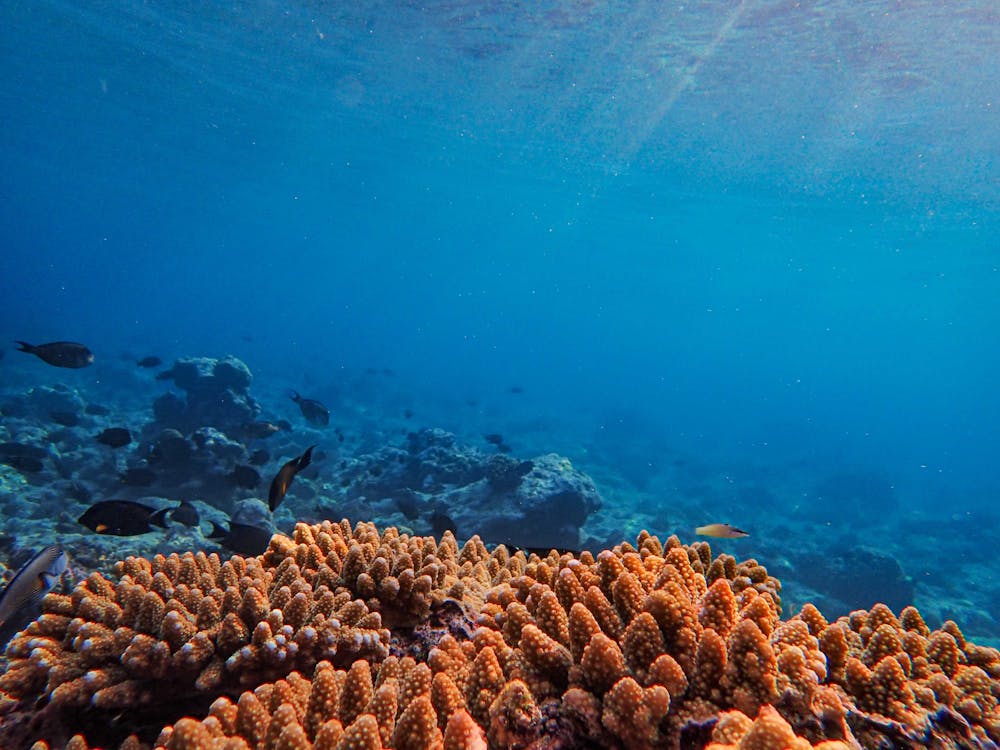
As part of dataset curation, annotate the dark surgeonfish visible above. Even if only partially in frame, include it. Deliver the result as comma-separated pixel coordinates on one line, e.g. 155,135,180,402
96,427,132,448
248,449,270,466
209,521,273,555
120,467,156,487
136,356,162,368
229,464,261,489
290,391,330,427
1,455,44,473
78,500,170,535
49,411,80,427
240,421,282,439
0,546,68,648
268,445,316,511
169,500,200,527
15,341,94,368
0,443,47,472
429,508,456,536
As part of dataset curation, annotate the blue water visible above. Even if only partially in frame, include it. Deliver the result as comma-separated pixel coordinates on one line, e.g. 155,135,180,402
1,2,998,636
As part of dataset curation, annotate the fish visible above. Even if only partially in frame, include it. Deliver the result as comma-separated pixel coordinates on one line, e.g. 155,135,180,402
268,445,315,511
119,467,156,487
290,391,330,427
15,341,94,368
403,408,414,419
483,433,504,446
169,500,200,527
49,411,80,427
208,521,273,555
241,421,282,439
248,448,270,466
0,442,48,461
136,356,162,368
394,490,421,520
0,546,68,647
507,385,524,394
429,509,456,536
229,464,261,489
695,523,750,539
96,427,132,448
1,455,44,473
78,500,171,535
85,403,111,416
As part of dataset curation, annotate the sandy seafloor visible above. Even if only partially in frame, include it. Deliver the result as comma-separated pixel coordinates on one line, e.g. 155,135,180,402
0,348,997,655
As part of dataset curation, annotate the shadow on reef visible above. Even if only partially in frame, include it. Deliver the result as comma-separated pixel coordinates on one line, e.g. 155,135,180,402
0,521,997,750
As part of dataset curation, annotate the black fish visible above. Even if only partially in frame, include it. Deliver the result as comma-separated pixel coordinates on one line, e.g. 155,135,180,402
119,467,156,487
240,421,282,439
229,464,261,489
290,391,330,427
85,404,111,416
15,341,94,369
515,546,581,558
275,419,293,432
0,443,48,461
49,411,80,427
168,500,199,527
403,408,414,419
429,509,456,536
96,428,132,448
1,455,44,473
507,385,524,394
78,500,170,535
268,445,315,511
209,521,273,556
394,490,421,520
136,356,162,368
483,433,504,446
67,481,93,504
248,449,270,466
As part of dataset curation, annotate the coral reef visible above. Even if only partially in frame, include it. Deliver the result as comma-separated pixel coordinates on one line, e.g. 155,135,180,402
2,522,999,750
333,430,602,550
152,357,260,434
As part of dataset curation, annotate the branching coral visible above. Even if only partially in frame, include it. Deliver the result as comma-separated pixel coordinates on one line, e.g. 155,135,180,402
3,521,999,750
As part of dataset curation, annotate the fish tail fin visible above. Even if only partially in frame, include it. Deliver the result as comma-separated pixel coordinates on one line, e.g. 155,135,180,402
149,507,171,528
208,521,227,539
14,341,34,353
299,444,317,469
289,390,300,402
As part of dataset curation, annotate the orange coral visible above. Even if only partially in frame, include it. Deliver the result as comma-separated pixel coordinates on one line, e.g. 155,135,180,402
3,521,999,750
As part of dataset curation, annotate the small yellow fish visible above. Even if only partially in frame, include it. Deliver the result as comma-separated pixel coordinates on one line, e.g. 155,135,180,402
696,523,749,539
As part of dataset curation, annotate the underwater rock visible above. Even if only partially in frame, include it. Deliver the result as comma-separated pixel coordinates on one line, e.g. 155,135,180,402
152,355,260,432
323,431,601,550
795,544,915,615
8,385,86,422
425,452,600,550
403,427,487,489
484,453,535,491
230,497,274,530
